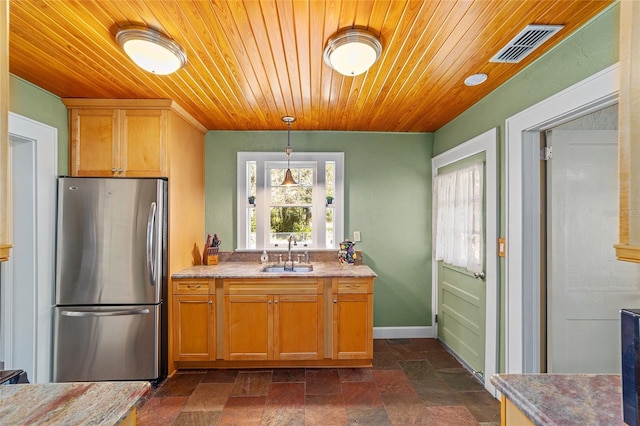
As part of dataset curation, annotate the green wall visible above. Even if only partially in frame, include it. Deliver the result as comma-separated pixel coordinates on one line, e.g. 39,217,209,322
6,0,619,346
9,75,68,175
205,131,433,327
433,2,619,370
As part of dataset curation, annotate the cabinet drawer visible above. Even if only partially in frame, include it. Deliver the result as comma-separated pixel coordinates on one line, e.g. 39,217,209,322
335,278,372,294
173,279,210,294
224,278,322,295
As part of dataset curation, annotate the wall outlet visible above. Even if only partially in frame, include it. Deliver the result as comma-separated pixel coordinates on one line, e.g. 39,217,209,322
353,231,361,242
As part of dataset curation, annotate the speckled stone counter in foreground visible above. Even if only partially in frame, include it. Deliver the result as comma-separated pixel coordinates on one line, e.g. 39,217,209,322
172,261,377,279
491,374,623,425
0,381,150,425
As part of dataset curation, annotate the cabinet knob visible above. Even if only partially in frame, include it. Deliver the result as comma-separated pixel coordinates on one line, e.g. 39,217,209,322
118,168,124,173
333,299,337,303
268,300,272,304
111,168,117,173
274,300,278,304
209,300,213,304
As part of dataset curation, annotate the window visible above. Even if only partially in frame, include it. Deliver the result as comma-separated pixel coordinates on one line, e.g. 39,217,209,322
432,163,484,273
237,152,344,250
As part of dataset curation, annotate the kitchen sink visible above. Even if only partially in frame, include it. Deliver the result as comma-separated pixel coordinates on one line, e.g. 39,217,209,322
261,264,313,273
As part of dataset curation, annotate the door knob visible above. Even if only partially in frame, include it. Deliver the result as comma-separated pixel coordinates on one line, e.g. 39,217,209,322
473,272,486,280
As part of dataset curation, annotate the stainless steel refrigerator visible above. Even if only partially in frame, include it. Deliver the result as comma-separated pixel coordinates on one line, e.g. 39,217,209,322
53,177,167,383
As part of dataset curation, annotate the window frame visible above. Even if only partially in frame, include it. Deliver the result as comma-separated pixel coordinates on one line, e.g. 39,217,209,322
237,152,344,250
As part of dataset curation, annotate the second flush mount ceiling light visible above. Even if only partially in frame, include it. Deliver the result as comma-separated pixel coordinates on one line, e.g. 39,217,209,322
116,25,187,75
323,28,382,76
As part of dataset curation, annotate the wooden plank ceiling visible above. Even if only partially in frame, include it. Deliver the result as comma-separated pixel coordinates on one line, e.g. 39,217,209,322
9,0,613,132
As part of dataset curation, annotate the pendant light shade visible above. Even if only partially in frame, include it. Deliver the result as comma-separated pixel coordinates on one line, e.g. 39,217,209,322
281,116,297,186
281,169,297,186
116,26,187,75
323,28,382,76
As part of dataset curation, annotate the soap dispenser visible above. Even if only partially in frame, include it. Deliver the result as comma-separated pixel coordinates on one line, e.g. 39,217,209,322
261,250,269,264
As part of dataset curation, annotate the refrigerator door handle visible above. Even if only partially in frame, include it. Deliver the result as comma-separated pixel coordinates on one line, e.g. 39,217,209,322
147,201,157,286
60,308,151,317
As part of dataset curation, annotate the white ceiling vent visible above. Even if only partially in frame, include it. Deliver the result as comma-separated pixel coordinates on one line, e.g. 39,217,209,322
490,24,564,63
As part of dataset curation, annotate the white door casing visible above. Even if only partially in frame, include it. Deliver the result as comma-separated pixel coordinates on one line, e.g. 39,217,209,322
505,64,619,373
0,113,57,382
432,127,498,396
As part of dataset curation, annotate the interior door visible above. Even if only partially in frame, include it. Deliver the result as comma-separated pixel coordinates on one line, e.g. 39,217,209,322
547,129,640,373
436,154,486,375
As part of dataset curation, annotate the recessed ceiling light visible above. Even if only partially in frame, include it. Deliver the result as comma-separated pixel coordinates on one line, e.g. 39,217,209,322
464,73,488,86
116,25,187,75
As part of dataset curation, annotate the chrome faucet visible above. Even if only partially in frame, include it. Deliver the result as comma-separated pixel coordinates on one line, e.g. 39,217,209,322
285,234,297,270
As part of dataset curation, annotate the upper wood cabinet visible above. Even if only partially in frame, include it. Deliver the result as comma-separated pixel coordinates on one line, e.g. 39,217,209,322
0,1,10,262
63,99,173,177
616,1,640,262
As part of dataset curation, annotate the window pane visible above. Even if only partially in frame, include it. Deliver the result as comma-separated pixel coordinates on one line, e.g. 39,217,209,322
271,186,312,204
326,207,334,248
326,161,335,197
248,206,256,249
248,161,256,197
270,207,312,246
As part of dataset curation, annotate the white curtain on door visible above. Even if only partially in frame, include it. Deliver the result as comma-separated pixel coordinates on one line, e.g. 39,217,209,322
433,163,484,273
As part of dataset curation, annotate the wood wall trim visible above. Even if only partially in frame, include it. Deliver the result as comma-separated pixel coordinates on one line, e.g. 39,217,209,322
0,0,10,262
617,0,640,262
614,244,640,263
62,98,174,110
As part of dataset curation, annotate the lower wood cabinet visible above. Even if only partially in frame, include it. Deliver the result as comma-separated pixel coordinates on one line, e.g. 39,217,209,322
171,275,374,367
223,279,323,361
172,279,215,361
501,396,534,426
333,278,374,359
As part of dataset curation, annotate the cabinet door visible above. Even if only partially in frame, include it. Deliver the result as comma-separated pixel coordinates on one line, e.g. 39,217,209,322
173,295,215,361
224,294,272,360
69,109,119,176
120,109,167,177
274,294,323,360
333,293,373,359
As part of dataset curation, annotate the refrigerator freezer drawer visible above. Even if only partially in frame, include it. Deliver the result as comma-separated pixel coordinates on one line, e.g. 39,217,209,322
53,305,160,382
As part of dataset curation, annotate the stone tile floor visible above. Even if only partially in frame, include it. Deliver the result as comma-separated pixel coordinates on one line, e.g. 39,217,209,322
137,338,500,425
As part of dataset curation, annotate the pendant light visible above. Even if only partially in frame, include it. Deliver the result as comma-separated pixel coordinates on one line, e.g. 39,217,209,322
116,26,187,75
281,116,297,186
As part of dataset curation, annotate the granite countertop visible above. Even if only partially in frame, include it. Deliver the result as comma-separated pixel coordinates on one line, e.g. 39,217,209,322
173,261,377,279
0,381,150,425
491,374,623,425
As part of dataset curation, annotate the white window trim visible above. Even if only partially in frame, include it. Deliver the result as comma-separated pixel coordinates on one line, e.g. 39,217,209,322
237,152,344,250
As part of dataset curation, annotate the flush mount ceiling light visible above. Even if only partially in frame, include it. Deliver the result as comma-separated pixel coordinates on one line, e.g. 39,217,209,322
116,25,187,75
323,28,382,76
464,73,488,87
281,116,297,186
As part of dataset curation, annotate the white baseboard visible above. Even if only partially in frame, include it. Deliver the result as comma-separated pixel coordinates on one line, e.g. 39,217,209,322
373,326,435,339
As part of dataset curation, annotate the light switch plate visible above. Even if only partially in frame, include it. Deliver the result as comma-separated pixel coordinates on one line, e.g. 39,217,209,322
353,231,361,242
498,237,506,257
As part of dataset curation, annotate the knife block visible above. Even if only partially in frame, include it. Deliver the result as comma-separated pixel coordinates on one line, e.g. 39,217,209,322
203,246,219,265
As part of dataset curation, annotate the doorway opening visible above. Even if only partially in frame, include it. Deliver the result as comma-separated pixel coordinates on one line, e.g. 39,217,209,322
0,113,57,383
505,64,619,373
541,106,640,373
